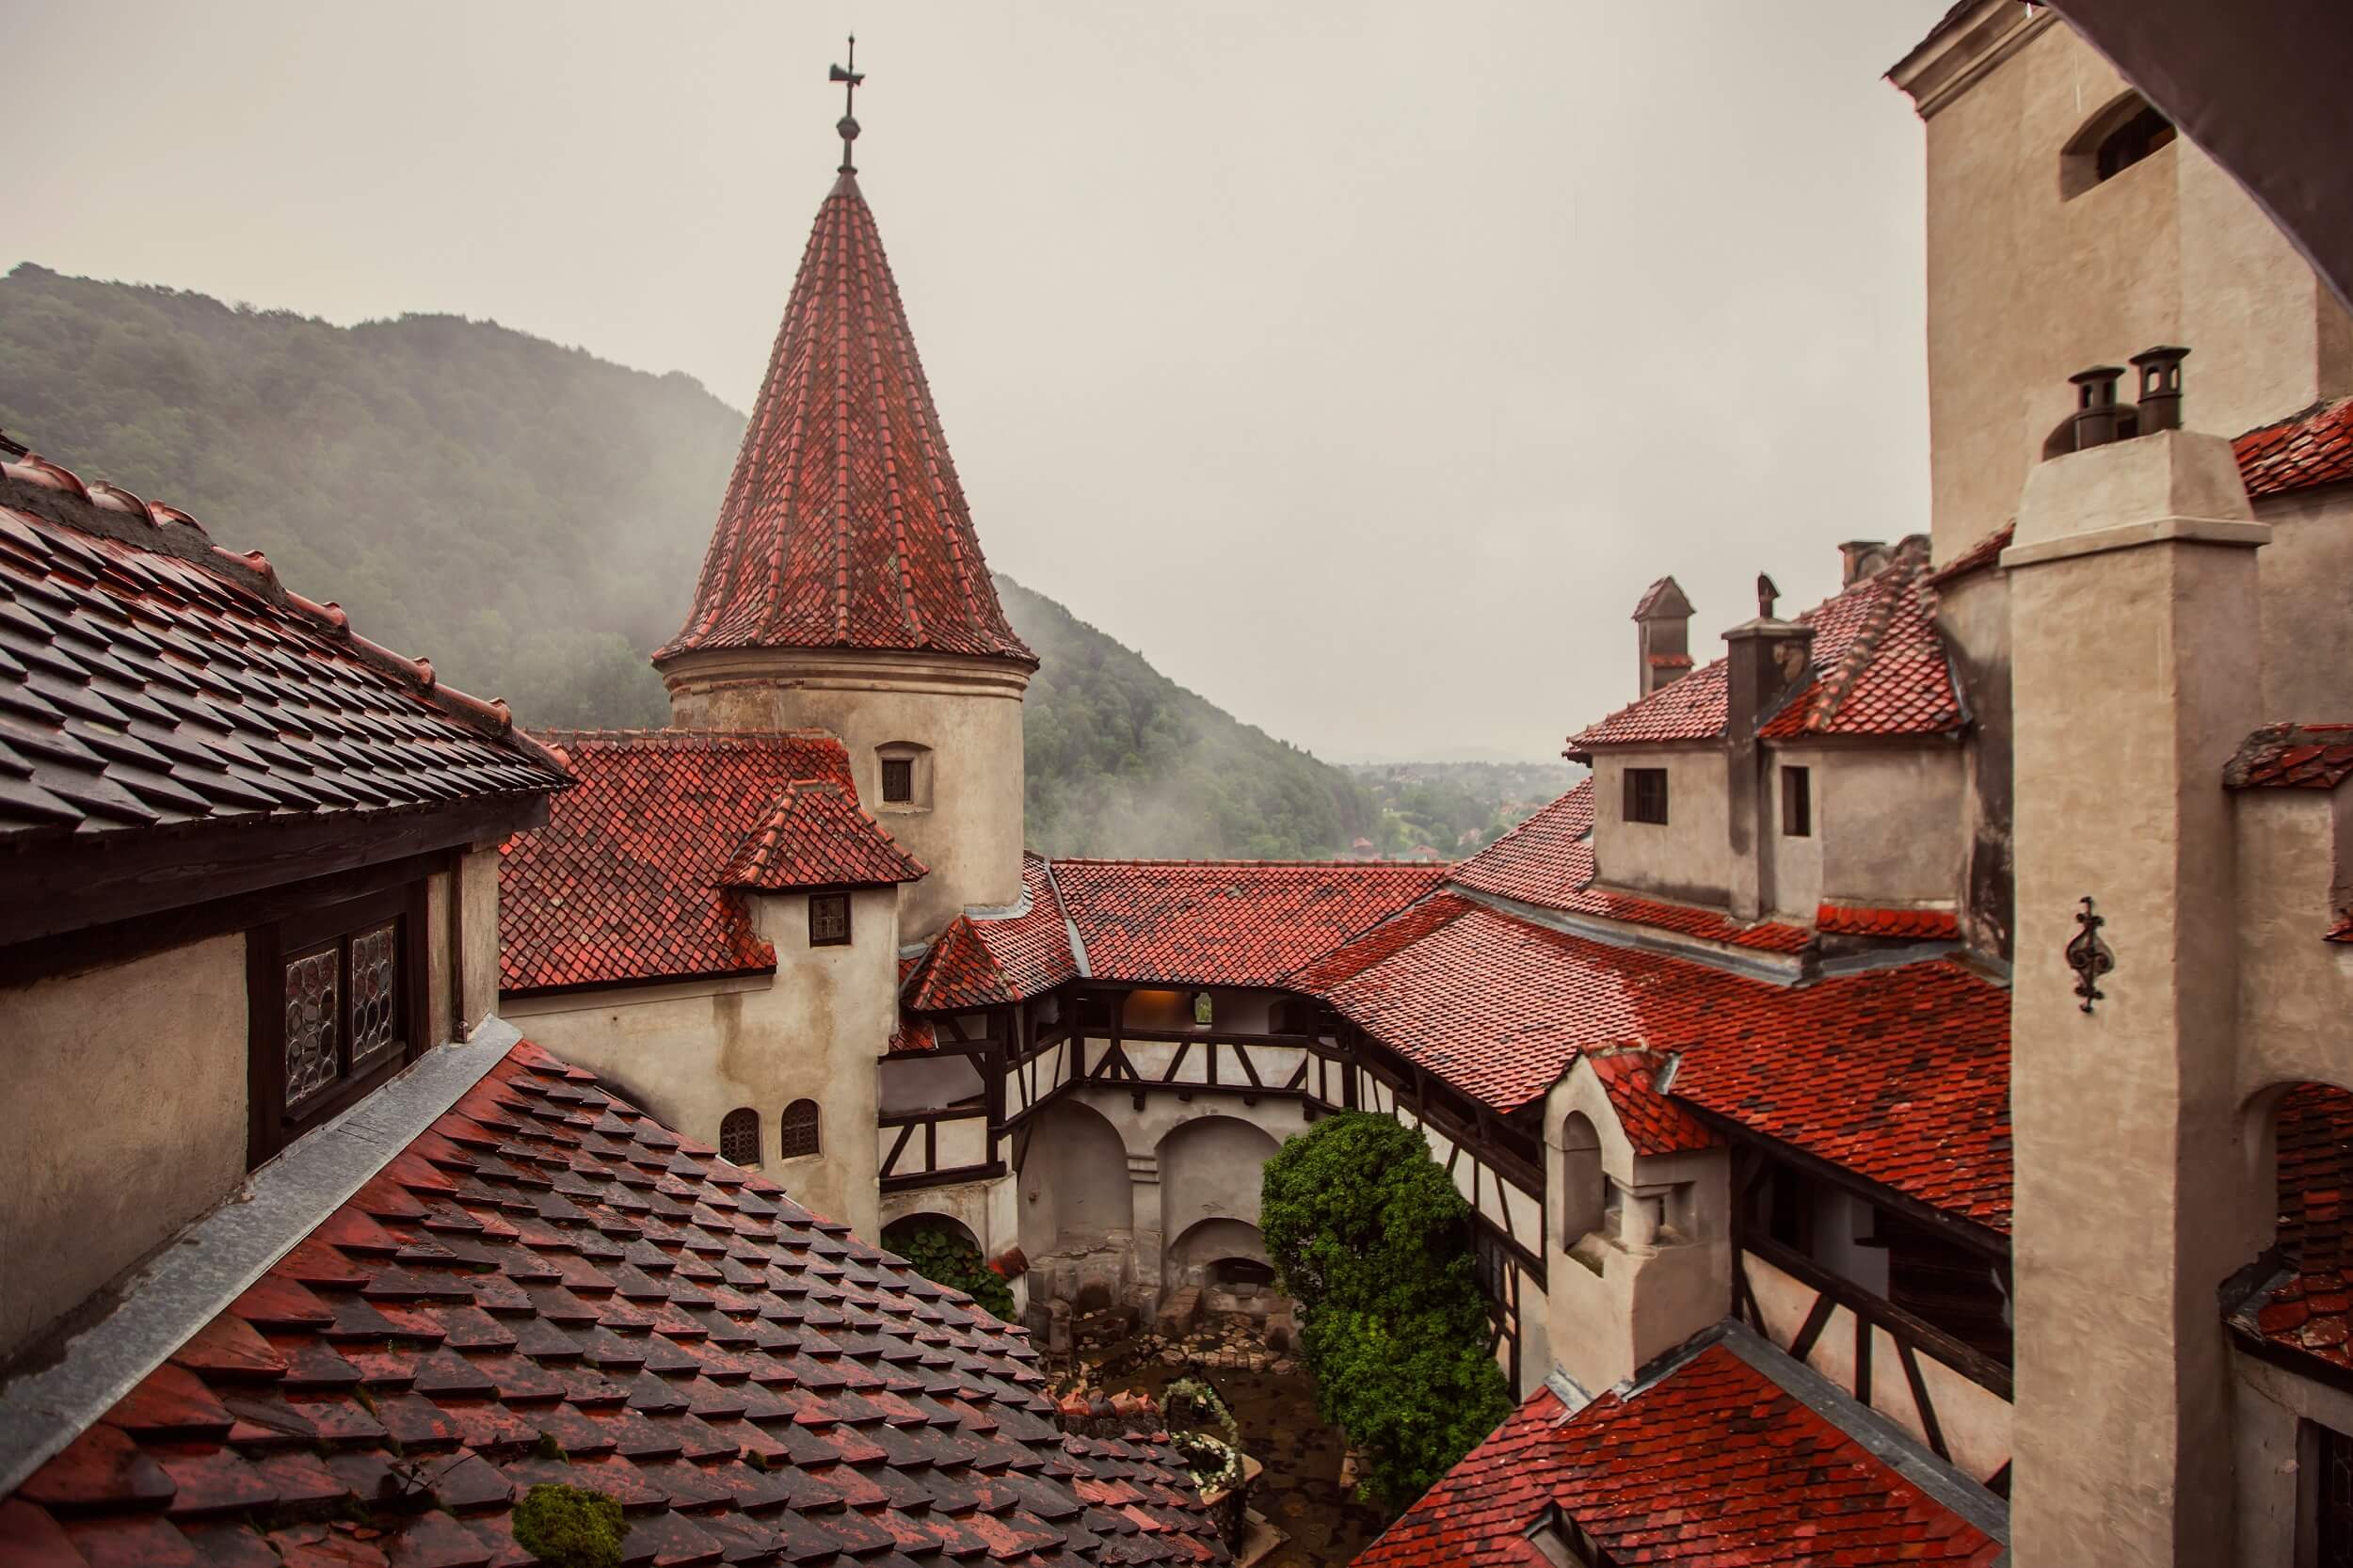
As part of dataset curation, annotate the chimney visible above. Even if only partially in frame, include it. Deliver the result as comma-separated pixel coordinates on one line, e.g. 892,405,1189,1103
1721,578,1814,920
1838,540,1890,587
2068,365,2130,451
1631,575,1694,698
2131,344,2190,433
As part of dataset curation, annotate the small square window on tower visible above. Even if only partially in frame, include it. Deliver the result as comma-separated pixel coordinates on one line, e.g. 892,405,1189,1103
880,758,914,804
1625,768,1670,825
1782,766,1812,837
808,891,852,946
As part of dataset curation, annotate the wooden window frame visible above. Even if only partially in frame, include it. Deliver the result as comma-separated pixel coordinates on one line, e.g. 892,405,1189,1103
779,1098,823,1160
1624,767,1670,825
1782,765,1812,838
246,878,430,1168
808,891,852,947
880,758,915,805
719,1107,761,1166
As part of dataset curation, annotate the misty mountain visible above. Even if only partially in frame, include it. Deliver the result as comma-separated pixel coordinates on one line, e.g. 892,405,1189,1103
0,262,1369,856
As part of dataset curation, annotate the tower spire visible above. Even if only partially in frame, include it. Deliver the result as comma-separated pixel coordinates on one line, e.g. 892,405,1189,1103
829,36,864,175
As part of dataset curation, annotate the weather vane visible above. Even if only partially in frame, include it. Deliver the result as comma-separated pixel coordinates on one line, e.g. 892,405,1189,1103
830,36,864,174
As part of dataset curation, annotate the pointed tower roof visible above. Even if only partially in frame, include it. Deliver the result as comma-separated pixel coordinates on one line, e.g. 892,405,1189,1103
656,168,1035,668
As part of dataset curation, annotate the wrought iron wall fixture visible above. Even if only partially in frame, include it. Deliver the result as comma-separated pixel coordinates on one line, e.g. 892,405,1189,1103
2066,896,2114,1013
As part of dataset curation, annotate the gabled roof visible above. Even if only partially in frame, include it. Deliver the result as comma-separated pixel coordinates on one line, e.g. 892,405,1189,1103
1567,541,1963,751
498,730,867,993
1355,1331,2002,1567
1295,898,2011,1229
1586,1048,1715,1157
1631,575,1691,620
656,173,1034,669
1048,858,1448,987
2235,394,2353,499
902,854,1080,1013
2,1037,1225,1567
1449,779,1594,910
2238,1081,2353,1377
718,779,927,891
0,454,567,845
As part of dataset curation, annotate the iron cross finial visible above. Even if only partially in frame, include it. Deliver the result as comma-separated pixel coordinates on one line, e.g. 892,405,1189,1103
829,37,864,174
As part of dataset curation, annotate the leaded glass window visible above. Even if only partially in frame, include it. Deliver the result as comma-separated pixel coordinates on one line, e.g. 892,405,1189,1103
249,881,425,1167
348,922,401,1078
283,948,341,1110
780,1098,822,1159
720,1108,760,1166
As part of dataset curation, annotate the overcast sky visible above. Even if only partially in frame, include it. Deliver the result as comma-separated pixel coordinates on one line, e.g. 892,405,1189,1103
9,1,1950,762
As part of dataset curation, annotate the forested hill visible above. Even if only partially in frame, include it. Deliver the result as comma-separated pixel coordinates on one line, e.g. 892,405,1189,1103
0,263,1371,856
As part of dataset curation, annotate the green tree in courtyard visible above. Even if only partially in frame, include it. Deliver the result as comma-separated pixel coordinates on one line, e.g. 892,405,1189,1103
1259,1112,1515,1509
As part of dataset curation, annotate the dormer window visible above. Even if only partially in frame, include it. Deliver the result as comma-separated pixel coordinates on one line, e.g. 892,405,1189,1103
1625,768,1669,826
247,882,428,1166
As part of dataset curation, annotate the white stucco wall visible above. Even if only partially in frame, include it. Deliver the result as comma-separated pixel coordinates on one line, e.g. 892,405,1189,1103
659,647,1029,940
1588,747,1731,906
502,884,899,1239
2253,486,2353,724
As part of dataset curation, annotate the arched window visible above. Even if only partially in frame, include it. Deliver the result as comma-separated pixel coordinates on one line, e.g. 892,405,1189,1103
719,1107,760,1166
1191,991,1214,1028
779,1098,822,1159
2061,91,2177,200
1560,1112,1604,1247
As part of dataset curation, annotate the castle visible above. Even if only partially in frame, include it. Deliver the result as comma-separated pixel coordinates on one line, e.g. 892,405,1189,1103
5,5,2353,1563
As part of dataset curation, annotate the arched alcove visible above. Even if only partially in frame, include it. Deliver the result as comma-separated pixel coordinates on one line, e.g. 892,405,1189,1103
1560,1112,1604,1248
1017,1098,1133,1259
1157,1114,1285,1244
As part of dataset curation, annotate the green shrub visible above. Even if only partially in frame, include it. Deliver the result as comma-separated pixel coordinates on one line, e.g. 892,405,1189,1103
882,1217,1016,1320
510,1483,625,1568
1261,1112,1514,1509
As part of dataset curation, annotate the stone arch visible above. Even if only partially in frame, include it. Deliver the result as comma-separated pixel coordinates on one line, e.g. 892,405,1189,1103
1156,1114,1284,1250
1560,1111,1604,1248
1017,1097,1134,1257
1169,1217,1273,1288
881,1210,982,1255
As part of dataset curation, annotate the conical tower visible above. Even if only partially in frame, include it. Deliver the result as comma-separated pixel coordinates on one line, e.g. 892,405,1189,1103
657,68,1034,938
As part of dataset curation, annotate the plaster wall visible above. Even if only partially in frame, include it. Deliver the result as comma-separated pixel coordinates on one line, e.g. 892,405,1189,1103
1934,570,2017,959
1917,18,2352,563
499,885,899,1239
2228,792,2353,1101
2253,487,2353,722
878,1053,985,1114
1156,1115,1282,1247
1,934,248,1362
1542,1067,1730,1397
1758,759,1822,920
1809,745,1968,913
660,647,1029,939
2005,434,2263,1564
1588,748,1731,906
1744,1251,2012,1484
2231,1349,2353,1565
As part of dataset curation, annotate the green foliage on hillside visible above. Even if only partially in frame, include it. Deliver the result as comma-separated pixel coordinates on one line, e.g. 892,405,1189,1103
0,263,1370,856
1260,1112,1515,1509
1344,760,1582,855
1000,576,1372,858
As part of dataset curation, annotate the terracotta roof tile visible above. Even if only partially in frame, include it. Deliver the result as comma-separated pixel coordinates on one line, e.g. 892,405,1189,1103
0,461,566,845
656,174,1033,669
1923,521,2013,588
903,856,1080,1013
1354,1342,2001,1567
2241,1083,2353,1375
6,1039,1225,1566
1449,781,1594,910
2235,395,2353,499
498,730,866,992
1299,902,2010,1227
1817,904,1963,941
1569,542,1962,750
717,779,926,890
1588,1050,1716,1156
2225,722,2353,790
1049,859,1447,987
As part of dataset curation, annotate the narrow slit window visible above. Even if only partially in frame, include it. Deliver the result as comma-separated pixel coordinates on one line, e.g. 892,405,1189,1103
880,758,914,804
809,892,852,947
1782,766,1812,838
719,1107,760,1166
1625,768,1670,825
779,1098,822,1159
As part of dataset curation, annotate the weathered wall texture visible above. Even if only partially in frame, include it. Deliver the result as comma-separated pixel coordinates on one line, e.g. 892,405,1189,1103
1934,570,2017,959
503,885,900,1238
2252,487,2353,723
2227,792,2353,1100
2,935,248,1361
1589,748,1731,905
661,648,1029,940
1812,745,1968,911
1913,13,2351,564
2233,1350,2353,1563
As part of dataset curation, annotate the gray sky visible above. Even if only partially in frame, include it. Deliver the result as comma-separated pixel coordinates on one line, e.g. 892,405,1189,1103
9,0,1949,762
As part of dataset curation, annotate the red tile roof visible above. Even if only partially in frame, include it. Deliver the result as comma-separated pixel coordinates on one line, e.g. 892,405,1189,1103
903,856,1081,1013
5,1038,1225,1567
718,779,927,891
1587,1050,1716,1156
499,731,870,993
1568,540,1962,750
2247,1082,2353,1374
2236,395,2353,499
2225,722,2353,790
0,457,567,843
1817,904,1963,941
1923,521,2013,588
1449,781,1594,911
1050,859,1448,987
1298,901,2011,1227
1355,1342,2001,1568
656,173,1034,669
